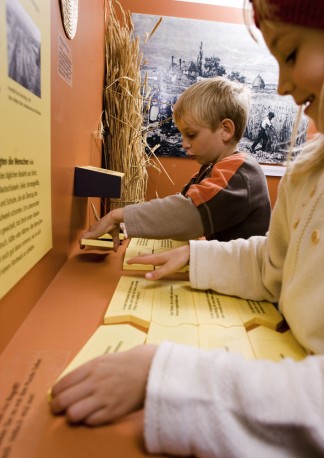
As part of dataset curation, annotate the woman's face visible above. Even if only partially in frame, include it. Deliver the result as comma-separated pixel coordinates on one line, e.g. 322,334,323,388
260,21,324,132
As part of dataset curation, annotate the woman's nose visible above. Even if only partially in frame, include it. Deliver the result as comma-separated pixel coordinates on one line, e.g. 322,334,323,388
277,68,295,96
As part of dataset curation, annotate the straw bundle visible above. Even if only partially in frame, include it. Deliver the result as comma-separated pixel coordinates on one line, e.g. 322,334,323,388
103,0,153,211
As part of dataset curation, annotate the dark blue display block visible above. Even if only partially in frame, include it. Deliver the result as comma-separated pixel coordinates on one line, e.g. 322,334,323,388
74,166,124,198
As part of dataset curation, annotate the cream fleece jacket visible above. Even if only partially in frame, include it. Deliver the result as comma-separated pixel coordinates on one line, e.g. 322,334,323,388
144,166,324,456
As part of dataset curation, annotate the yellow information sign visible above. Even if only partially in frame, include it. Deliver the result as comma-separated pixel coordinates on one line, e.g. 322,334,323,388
0,0,51,299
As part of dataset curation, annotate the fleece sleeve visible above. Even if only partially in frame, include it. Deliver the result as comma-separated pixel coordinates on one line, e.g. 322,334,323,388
188,174,291,302
144,342,324,458
123,194,204,240
189,235,277,301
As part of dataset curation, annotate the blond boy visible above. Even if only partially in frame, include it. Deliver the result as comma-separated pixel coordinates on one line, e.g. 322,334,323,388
82,77,271,250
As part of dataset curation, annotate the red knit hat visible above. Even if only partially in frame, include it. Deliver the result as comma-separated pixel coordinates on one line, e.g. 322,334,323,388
251,0,324,30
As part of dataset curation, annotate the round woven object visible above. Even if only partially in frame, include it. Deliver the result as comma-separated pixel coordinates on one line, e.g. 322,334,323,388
60,0,78,39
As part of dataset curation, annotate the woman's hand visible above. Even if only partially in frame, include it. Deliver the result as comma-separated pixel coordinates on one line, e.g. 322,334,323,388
81,208,124,252
50,345,157,426
128,245,190,280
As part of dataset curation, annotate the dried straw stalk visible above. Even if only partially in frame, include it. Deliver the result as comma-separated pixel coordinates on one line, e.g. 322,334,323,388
103,0,151,211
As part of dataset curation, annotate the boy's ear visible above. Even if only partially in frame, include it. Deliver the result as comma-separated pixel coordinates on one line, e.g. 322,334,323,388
220,118,235,141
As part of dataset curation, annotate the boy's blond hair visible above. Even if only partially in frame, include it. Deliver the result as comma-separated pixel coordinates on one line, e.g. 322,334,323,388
173,76,251,142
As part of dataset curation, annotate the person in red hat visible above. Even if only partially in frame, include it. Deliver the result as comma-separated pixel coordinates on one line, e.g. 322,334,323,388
50,1,324,456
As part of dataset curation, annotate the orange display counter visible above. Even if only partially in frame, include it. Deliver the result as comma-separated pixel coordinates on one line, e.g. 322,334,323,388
0,241,175,458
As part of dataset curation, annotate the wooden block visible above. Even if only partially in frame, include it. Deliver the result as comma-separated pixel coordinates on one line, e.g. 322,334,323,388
80,238,114,249
80,233,125,250
235,298,283,330
98,232,125,241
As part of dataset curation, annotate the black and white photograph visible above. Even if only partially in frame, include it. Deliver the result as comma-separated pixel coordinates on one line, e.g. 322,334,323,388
6,0,41,98
133,13,308,165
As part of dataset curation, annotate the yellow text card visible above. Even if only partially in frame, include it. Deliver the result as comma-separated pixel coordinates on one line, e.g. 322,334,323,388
151,280,197,326
103,276,155,328
152,238,189,253
248,326,307,361
54,324,147,383
192,290,243,326
199,324,255,359
123,246,154,271
146,322,199,347
127,237,155,251
123,238,155,271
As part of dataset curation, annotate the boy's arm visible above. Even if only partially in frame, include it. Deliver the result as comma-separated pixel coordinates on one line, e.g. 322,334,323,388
124,194,204,240
81,194,204,248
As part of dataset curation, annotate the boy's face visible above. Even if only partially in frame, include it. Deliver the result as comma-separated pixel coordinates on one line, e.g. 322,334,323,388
176,117,227,165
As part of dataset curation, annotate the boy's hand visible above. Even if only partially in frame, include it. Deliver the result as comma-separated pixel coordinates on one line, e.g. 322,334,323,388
81,208,124,252
128,245,190,280
50,345,157,426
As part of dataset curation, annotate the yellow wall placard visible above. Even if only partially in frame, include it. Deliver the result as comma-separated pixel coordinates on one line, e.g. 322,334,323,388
0,0,51,299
